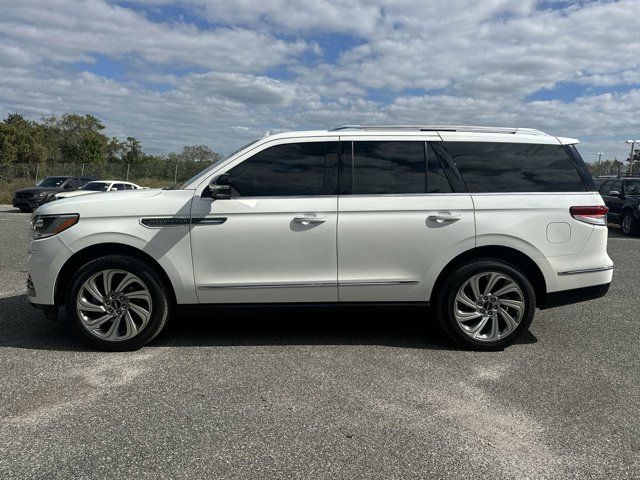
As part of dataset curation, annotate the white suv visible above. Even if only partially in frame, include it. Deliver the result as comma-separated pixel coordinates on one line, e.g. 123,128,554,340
26,125,613,351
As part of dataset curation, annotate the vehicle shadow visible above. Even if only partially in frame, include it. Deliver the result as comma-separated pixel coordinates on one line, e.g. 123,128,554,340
0,294,537,352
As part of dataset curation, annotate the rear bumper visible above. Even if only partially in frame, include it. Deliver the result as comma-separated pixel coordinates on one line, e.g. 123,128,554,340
538,282,610,309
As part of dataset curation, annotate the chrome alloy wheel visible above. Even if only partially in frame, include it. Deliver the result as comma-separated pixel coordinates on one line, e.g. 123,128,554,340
453,271,525,342
76,269,152,341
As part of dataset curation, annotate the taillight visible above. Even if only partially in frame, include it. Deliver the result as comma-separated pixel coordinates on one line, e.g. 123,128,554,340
570,206,609,226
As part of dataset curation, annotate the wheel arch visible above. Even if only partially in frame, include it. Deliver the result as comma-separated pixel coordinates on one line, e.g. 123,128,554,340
431,245,547,307
54,243,177,307
621,205,636,217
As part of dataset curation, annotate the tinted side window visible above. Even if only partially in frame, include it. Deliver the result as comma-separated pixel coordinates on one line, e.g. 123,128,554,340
427,143,452,193
353,141,425,194
611,181,623,193
625,180,640,195
228,142,331,197
112,183,126,191
445,142,586,193
599,181,612,194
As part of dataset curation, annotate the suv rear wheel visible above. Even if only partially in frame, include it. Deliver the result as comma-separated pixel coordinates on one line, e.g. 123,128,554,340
66,255,171,351
621,212,640,236
434,259,536,350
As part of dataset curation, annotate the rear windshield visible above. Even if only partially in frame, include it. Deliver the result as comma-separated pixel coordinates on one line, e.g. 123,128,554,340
443,142,587,193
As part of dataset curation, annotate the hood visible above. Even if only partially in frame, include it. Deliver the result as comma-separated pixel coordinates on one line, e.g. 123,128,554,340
36,188,169,216
15,186,61,195
55,190,96,199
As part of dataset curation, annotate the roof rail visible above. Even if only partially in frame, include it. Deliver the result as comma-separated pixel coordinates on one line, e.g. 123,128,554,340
328,124,549,136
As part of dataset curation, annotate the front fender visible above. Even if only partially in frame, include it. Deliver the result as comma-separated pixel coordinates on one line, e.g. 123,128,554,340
58,221,197,304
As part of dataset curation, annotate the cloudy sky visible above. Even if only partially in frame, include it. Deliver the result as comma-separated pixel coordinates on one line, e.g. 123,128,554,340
1,0,639,162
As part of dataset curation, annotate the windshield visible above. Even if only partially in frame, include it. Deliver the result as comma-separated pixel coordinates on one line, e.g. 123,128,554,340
167,138,261,190
625,180,640,195
37,177,68,188
80,182,110,191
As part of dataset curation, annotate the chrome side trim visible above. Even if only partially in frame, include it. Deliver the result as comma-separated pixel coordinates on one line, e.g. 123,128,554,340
140,217,227,228
197,279,420,290
191,217,227,225
198,281,337,290
140,217,190,228
557,265,614,276
338,280,420,286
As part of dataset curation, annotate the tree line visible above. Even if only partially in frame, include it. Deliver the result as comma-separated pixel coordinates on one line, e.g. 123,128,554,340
588,154,640,177
0,113,221,180
2,112,639,179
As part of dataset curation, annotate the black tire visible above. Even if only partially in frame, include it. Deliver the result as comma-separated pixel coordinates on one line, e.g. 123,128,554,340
433,258,536,350
19,207,33,213
621,212,640,236
66,255,171,351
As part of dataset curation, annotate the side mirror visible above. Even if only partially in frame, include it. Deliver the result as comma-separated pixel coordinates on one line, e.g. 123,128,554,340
207,174,231,200
609,190,621,198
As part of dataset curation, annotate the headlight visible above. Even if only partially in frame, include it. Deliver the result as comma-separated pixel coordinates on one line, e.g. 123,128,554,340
30,214,79,240
34,191,48,198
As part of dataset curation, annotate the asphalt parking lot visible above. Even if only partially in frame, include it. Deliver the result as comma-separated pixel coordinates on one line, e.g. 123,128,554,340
0,205,638,479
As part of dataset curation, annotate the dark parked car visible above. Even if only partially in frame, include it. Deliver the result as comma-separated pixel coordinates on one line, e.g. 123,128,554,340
12,176,98,212
596,176,640,236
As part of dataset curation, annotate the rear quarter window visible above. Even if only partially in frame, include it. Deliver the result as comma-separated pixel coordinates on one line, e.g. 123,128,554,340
444,142,587,193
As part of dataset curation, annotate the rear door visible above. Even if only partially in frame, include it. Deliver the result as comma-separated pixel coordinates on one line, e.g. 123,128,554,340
438,135,595,264
337,137,475,302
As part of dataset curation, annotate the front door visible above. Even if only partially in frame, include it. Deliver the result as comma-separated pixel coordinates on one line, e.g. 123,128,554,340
337,138,475,302
190,138,339,304
602,180,624,222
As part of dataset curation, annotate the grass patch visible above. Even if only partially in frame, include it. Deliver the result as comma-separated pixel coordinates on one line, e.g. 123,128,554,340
0,179,35,205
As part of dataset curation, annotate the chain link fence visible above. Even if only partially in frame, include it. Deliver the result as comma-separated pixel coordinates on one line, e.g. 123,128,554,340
0,161,211,184
0,161,213,203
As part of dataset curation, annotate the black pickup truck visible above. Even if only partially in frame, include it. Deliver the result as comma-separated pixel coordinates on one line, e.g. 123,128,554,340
12,175,98,212
596,176,640,236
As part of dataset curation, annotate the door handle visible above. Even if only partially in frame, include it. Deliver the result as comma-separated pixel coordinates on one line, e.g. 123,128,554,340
428,212,462,224
293,214,327,225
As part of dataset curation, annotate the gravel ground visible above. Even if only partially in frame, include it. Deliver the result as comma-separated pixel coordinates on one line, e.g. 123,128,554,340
0,205,638,479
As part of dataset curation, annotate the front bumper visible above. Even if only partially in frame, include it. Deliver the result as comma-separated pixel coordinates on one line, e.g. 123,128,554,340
12,196,48,210
27,234,74,306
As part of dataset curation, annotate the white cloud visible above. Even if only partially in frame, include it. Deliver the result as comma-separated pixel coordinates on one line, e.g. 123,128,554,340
0,0,311,72
0,0,639,163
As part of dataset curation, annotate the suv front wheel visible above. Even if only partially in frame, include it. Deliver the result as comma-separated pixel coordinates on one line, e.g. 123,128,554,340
434,259,536,350
66,255,171,351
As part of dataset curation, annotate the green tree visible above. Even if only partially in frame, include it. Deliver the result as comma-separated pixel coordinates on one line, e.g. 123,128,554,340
177,145,221,163
122,137,143,164
0,113,47,164
41,113,108,164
